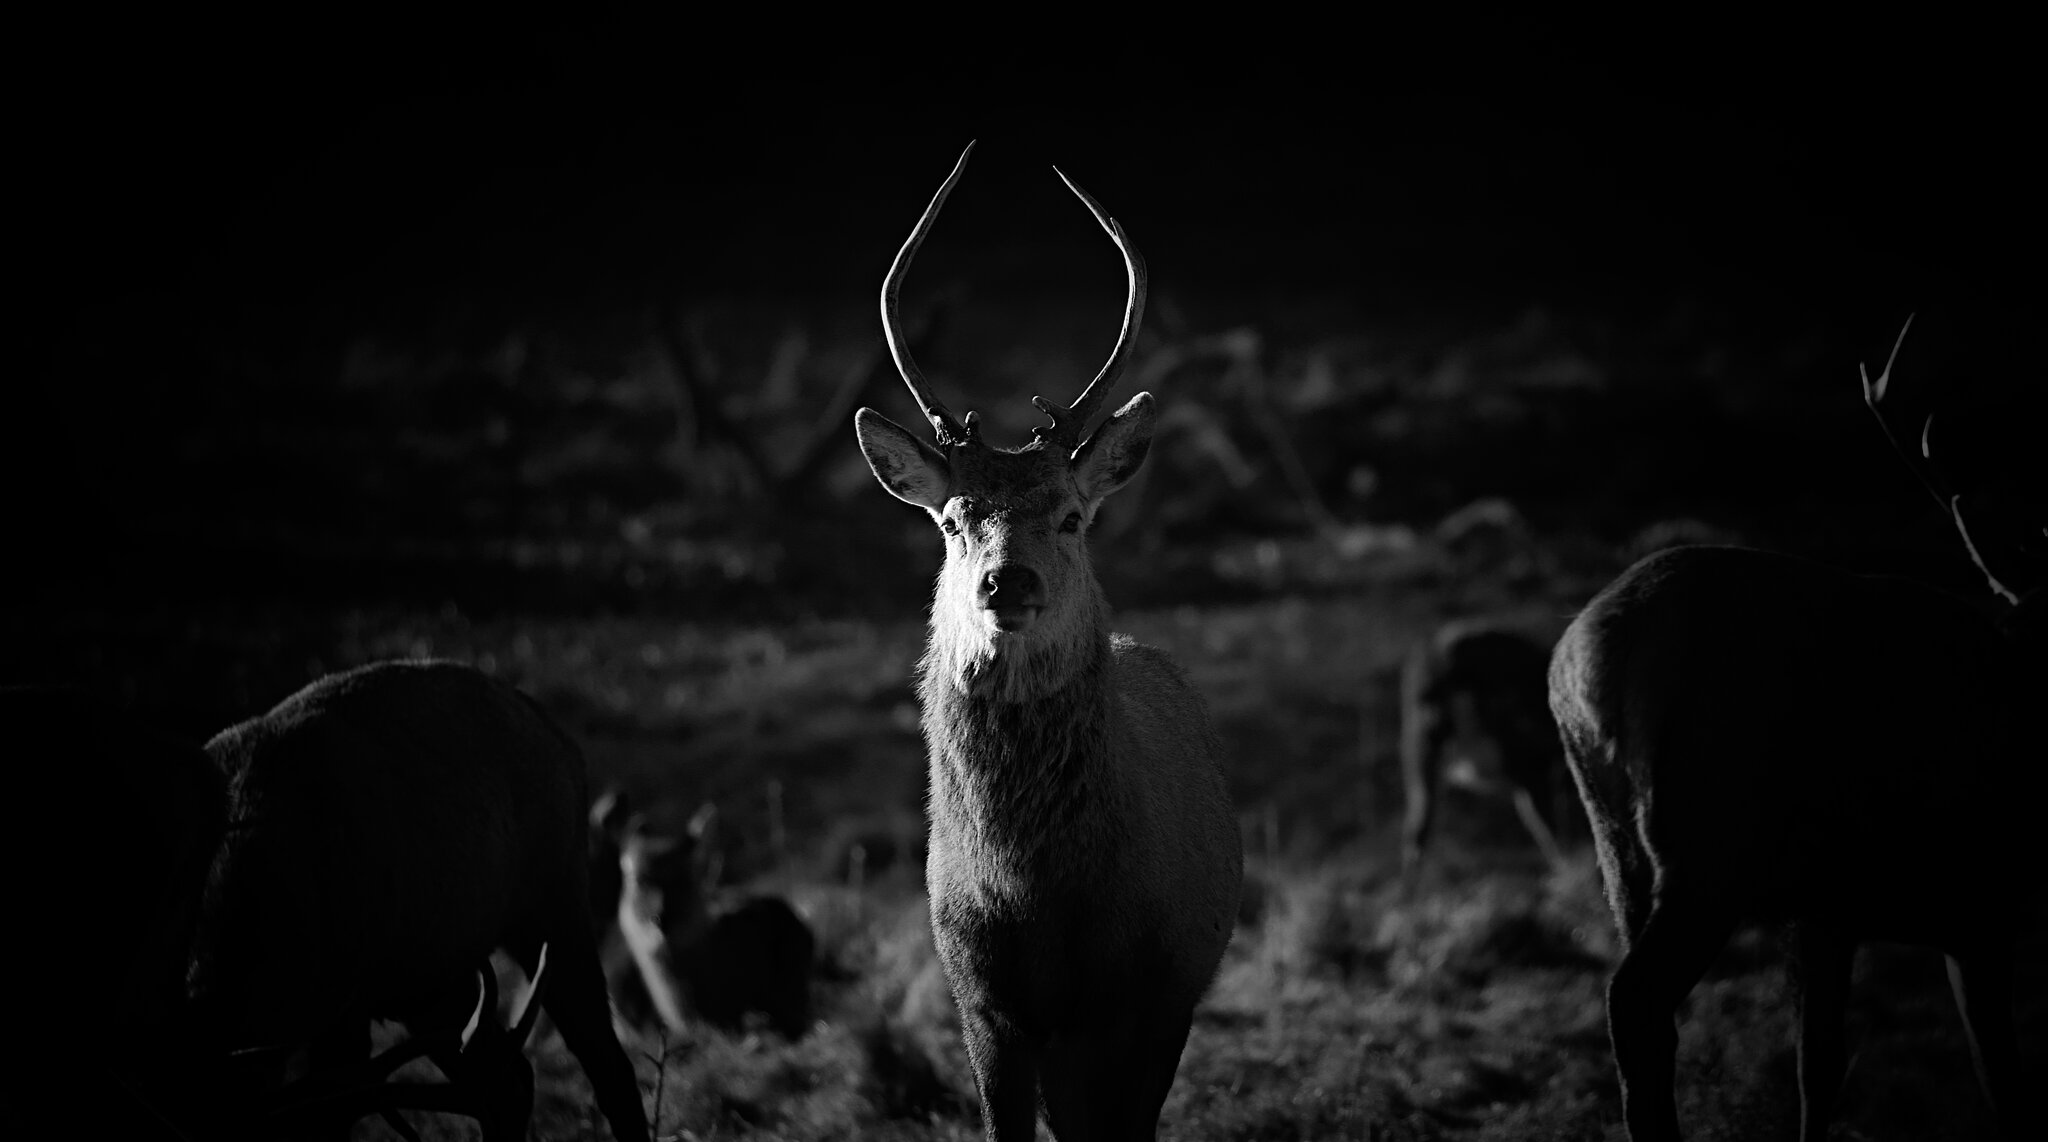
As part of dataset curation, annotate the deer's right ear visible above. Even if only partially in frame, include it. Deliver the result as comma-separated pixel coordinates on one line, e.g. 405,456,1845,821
855,408,952,510
590,786,632,839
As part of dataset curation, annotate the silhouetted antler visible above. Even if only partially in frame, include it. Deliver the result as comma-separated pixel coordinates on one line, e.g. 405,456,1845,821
1859,314,1950,510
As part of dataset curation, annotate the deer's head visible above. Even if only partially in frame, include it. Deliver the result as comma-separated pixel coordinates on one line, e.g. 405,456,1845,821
855,144,1153,697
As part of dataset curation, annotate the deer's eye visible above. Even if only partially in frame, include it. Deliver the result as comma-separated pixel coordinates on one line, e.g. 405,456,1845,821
940,518,961,537
1060,512,1084,534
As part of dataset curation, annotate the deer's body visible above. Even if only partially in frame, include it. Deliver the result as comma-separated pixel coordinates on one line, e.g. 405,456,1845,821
1549,322,2041,1141
190,660,648,1141
1398,620,1568,882
856,142,1242,1139
595,799,818,1040
922,619,1240,1139
1555,546,2032,940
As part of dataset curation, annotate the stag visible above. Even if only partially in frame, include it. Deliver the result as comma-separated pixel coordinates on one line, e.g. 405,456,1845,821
1398,619,1569,886
1548,319,2043,1140
591,796,817,1040
188,660,648,1141
852,142,1243,1140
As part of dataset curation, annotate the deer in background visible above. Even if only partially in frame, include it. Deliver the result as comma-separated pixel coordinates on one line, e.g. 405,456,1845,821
188,660,648,1141
590,792,817,1040
853,142,1243,1140
1548,318,2043,1141
1398,619,1570,886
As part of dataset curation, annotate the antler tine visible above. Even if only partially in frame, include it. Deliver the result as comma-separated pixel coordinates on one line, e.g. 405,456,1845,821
1859,314,1951,510
508,942,550,1045
1031,165,1150,451
882,141,978,447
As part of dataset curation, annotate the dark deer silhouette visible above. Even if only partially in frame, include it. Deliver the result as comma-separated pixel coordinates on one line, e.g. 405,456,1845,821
187,660,648,1141
1549,320,2042,1140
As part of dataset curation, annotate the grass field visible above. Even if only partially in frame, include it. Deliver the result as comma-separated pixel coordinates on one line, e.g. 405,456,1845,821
15,292,2040,1140
70,576,2029,1142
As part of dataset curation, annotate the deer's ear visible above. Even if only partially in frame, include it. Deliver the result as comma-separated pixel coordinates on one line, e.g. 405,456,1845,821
687,801,719,843
856,408,951,510
1073,392,1155,502
687,801,724,892
590,786,633,839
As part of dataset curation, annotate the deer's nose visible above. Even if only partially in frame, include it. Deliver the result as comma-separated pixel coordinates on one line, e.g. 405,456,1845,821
980,565,1044,609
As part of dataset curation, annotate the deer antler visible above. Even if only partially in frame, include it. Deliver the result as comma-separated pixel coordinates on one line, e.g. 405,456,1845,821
1859,314,1951,510
882,142,978,447
1031,165,1149,453
1861,314,2040,605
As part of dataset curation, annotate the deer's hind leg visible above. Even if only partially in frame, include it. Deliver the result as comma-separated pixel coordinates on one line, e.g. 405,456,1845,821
537,921,650,1142
1945,942,2020,1137
1398,701,1449,889
1038,997,1194,1141
961,1005,1042,1142
1604,889,1739,1142
1789,920,1856,1142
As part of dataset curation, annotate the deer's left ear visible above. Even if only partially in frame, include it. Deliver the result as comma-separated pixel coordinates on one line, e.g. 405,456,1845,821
1073,392,1156,502
856,407,952,510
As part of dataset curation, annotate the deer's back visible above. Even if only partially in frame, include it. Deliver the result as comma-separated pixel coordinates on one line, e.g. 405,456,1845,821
1551,545,2034,938
195,661,590,1028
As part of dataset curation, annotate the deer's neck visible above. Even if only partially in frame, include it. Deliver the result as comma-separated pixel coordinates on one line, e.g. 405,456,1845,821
918,607,1117,876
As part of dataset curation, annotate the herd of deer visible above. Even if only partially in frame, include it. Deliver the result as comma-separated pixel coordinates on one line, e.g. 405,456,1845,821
7,144,2037,1141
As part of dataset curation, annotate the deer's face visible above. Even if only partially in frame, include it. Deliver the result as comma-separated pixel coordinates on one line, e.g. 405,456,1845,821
935,449,1099,638
857,141,1154,688
857,394,1155,646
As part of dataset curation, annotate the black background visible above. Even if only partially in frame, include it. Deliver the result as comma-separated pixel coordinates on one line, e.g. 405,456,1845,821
11,13,2043,617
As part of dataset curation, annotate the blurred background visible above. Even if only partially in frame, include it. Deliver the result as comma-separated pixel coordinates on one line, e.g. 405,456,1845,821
7,13,2043,1139
14,13,2043,638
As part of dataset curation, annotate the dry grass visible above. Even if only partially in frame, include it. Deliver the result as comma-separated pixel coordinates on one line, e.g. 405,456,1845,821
278,591,2047,1141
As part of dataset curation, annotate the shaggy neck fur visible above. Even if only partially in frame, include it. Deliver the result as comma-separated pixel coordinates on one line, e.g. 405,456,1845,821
919,587,1118,881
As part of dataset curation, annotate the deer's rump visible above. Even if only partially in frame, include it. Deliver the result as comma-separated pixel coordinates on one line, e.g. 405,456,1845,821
193,662,593,1039
1554,545,2036,942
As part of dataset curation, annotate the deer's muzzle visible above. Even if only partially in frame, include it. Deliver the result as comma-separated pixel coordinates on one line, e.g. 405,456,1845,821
980,565,1045,632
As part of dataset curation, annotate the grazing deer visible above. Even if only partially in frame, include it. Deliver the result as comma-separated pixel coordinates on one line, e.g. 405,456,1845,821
248,949,552,1141
1398,619,1569,885
188,660,649,1142
593,797,817,1040
1548,319,2043,1141
852,142,1243,1140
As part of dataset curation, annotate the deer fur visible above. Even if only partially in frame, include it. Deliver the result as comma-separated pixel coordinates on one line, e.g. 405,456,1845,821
1548,324,2042,1141
592,797,817,1040
857,143,1241,1140
861,410,1242,1141
1398,619,1570,884
187,660,648,1142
